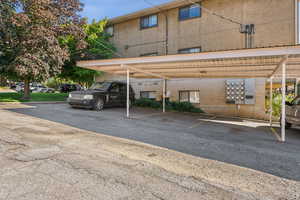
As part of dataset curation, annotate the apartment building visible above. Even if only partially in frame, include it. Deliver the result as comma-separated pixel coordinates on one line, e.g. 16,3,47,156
97,0,300,119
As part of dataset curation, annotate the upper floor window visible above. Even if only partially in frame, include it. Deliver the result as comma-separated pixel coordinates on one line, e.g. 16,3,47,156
140,14,158,29
178,47,201,54
105,26,114,36
179,4,201,21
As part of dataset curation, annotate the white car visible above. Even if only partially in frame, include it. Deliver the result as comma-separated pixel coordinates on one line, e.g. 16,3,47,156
283,96,300,129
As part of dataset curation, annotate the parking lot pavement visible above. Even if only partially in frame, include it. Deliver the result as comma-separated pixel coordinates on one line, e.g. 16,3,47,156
7,103,300,182
1,105,300,200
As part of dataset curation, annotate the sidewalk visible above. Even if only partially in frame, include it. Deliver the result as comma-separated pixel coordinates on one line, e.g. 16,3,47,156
0,105,299,200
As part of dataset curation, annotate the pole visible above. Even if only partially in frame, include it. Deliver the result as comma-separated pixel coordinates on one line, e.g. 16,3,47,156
281,62,286,142
126,67,130,118
163,79,166,113
270,77,273,126
295,78,299,96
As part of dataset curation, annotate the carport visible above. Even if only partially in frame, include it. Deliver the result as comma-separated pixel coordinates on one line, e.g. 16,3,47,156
77,45,300,142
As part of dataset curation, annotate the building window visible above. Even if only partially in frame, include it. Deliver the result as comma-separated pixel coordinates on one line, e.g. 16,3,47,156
105,26,114,36
140,52,158,57
140,91,156,99
140,14,158,29
178,47,201,54
179,91,200,103
179,4,201,21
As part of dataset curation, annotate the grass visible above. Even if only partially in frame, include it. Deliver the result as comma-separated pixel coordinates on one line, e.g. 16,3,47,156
0,92,68,102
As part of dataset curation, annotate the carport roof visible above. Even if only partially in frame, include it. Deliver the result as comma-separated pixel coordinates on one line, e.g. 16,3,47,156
77,45,300,79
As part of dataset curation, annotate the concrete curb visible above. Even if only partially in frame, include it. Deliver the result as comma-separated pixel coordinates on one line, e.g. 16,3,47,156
23,101,67,105
0,101,67,105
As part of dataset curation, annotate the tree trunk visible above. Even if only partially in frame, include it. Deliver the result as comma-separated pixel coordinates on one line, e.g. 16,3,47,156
23,79,30,100
0,76,7,87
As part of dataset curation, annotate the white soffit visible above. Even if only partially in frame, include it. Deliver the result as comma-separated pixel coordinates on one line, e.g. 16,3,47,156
77,46,300,79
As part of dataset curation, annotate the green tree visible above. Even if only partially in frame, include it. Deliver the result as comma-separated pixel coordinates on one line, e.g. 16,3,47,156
59,19,115,87
0,0,85,99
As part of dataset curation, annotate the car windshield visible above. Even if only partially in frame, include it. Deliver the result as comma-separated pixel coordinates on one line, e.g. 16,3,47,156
90,82,111,90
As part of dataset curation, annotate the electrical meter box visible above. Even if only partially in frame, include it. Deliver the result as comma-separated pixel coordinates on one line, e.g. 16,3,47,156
225,79,255,105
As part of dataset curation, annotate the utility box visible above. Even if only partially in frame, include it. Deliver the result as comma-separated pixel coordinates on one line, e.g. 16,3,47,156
225,79,255,105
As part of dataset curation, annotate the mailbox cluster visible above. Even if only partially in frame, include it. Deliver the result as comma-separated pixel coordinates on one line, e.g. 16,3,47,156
225,80,246,104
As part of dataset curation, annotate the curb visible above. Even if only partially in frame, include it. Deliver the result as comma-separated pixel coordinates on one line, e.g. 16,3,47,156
24,101,67,105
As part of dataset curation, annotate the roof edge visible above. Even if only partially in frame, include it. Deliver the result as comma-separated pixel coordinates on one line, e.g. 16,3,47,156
108,0,198,25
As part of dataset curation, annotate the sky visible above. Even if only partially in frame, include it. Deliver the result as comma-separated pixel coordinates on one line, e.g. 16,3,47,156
80,0,172,21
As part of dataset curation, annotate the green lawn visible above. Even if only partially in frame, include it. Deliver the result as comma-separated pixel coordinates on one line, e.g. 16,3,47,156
0,92,68,102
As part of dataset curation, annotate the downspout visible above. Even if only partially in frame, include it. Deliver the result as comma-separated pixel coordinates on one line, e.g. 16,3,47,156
165,12,169,55
295,0,299,44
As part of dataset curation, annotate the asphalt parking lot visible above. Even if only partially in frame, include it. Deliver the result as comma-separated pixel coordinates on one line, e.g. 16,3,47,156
8,103,300,181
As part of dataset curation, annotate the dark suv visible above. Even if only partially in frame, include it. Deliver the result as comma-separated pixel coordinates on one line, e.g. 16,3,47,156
67,81,135,111
60,84,82,93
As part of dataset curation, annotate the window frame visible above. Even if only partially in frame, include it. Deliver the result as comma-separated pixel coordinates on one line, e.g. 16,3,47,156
105,25,114,36
179,90,200,104
178,47,201,54
109,83,120,93
140,14,158,30
140,91,157,100
179,4,201,21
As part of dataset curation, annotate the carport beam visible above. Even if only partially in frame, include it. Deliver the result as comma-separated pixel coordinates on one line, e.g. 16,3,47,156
281,61,287,142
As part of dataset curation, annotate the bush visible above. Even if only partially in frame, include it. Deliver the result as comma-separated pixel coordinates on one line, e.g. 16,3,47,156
265,93,295,117
134,98,161,109
134,98,204,113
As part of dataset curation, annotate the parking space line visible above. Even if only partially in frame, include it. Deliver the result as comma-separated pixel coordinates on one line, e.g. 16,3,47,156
189,121,202,129
189,116,217,129
270,127,282,142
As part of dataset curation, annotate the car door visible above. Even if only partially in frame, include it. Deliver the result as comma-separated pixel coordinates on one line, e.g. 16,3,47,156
293,97,300,125
108,83,120,106
119,83,127,105
287,97,300,125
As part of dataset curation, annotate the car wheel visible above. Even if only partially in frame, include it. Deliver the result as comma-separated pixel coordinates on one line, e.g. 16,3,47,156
280,117,292,129
94,98,104,111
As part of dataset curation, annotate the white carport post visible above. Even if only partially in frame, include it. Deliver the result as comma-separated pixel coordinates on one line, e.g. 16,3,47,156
122,64,130,118
163,79,166,113
281,60,287,142
296,78,300,96
269,77,273,126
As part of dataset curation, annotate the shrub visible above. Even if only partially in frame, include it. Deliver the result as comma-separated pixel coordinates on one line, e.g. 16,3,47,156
134,98,204,113
134,98,161,109
265,93,295,117
167,101,204,113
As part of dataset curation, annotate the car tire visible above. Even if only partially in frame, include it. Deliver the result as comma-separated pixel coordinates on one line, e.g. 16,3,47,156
94,98,104,111
280,117,292,129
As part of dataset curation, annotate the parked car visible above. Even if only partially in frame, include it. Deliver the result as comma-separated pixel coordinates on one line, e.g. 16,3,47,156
282,96,300,129
67,81,135,111
60,84,82,93
40,88,55,93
